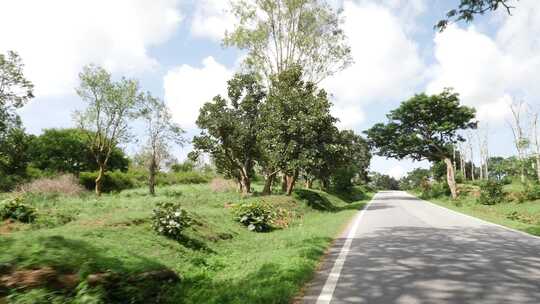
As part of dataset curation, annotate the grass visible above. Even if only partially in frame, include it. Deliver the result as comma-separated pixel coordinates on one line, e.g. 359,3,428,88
413,183,540,237
0,184,371,303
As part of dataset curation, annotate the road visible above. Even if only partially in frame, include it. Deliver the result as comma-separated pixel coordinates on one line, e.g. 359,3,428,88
302,191,540,304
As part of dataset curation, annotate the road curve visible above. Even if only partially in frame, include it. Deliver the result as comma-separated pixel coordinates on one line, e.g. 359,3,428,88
302,191,540,304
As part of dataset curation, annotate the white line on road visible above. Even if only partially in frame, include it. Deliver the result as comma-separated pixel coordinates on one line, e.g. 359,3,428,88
315,195,376,304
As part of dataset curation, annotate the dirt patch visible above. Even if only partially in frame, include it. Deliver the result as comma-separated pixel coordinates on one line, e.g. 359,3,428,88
0,267,79,291
0,220,24,235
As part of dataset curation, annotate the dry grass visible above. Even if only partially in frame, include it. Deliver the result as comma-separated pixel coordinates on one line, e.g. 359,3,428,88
209,177,237,193
17,174,85,196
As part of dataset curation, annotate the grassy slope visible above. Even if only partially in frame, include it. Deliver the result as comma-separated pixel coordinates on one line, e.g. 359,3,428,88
413,183,540,237
1,184,371,303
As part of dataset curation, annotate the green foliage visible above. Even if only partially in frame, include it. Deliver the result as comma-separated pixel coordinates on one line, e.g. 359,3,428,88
224,0,352,83
524,183,540,201
478,180,505,205
0,196,37,223
152,202,192,240
420,182,451,199
399,168,431,190
437,0,516,31
158,171,211,185
0,128,33,191
79,171,136,193
30,128,129,174
171,160,196,172
233,201,275,232
369,172,400,190
193,73,265,193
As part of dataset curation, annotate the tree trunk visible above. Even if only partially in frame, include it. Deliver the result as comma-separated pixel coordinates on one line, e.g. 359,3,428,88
536,154,540,183
285,171,298,196
305,178,313,189
240,175,251,194
281,175,287,193
262,172,276,195
444,157,458,200
95,163,105,196
148,157,157,196
322,178,330,191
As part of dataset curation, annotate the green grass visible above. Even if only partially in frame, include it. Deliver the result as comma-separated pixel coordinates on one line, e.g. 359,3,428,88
414,188,540,237
0,184,371,303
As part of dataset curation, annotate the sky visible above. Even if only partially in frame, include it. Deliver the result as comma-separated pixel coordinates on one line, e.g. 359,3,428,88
1,0,538,179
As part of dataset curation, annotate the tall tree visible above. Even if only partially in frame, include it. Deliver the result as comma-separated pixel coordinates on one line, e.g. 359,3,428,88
532,111,540,182
508,100,530,183
0,50,34,133
74,65,140,196
436,0,517,31
224,0,352,83
193,73,266,194
365,89,476,199
139,93,185,195
258,66,337,195
31,128,129,174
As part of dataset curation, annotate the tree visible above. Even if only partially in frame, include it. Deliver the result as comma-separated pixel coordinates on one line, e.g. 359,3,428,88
365,89,476,199
193,73,266,194
224,0,352,83
400,168,431,190
532,110,540,182
436,0,517,31
30,128,129,174
0,128,33,191
74,65,140,196
258,66,337,195
369,172,400,190
0,51,34,133
508,100,531,183
139,93,185,195
328,130,371,192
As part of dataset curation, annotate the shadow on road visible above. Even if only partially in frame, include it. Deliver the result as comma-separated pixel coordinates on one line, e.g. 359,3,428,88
322,226,540,304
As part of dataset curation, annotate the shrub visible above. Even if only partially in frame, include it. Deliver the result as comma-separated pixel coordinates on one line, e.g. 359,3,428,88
166,171,211,185
17,174,84,196
420,181,450,199
524,183,540,201
152,202,192,240
477,180,505,205
209,177,237,193
233,201,275,232
0,196,37,223
79,170,136,193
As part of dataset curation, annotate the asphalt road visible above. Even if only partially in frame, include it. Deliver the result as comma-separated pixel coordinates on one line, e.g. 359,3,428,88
302,191,540,304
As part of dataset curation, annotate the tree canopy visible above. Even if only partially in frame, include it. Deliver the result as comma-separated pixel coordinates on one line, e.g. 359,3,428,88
224,0,352,83
437,0,517,31
365,89,476,198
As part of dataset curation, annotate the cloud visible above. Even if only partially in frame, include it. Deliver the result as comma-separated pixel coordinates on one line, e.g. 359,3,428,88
190,0,236,41
322,1,425,129
427,1,540,124
0,0,182,97
163,56,233,128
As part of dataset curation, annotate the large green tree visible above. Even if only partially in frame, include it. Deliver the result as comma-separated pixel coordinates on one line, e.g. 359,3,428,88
139,93,185,195
31,128,129,174
365,89,476,199
258,66,337,195
437,0,517,31
224,0,352,83
193,73,266,194
74,65,140,196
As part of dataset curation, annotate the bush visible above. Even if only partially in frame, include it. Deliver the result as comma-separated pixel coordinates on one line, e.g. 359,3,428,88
524,183,540,201
477,180,505,205
79,170,136,193
17,174,84,196
160,171,211,185
233,201,275,232
421,181,450,199
152,202,192,240
0,196,37,223
209,177,237,193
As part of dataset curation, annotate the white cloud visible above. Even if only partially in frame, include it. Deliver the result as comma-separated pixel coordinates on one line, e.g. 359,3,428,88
0,0,182,97
163,56,233,128
427,1,540,125
190,0,236,41
323,1,425,129
387,165,406,179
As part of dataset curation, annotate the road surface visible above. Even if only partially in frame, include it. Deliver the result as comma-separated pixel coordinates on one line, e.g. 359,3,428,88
302,191,540,304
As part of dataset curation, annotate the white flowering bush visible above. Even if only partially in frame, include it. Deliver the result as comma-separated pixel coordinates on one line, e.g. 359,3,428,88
152,202,192,240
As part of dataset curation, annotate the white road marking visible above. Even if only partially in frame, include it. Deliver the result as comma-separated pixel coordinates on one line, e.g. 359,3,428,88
315,195,376,304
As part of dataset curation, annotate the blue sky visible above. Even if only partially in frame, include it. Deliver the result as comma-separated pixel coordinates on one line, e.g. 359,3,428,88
1,0,537,178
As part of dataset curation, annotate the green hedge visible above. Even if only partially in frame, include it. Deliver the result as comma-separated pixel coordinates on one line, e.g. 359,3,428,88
79,170,137,193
